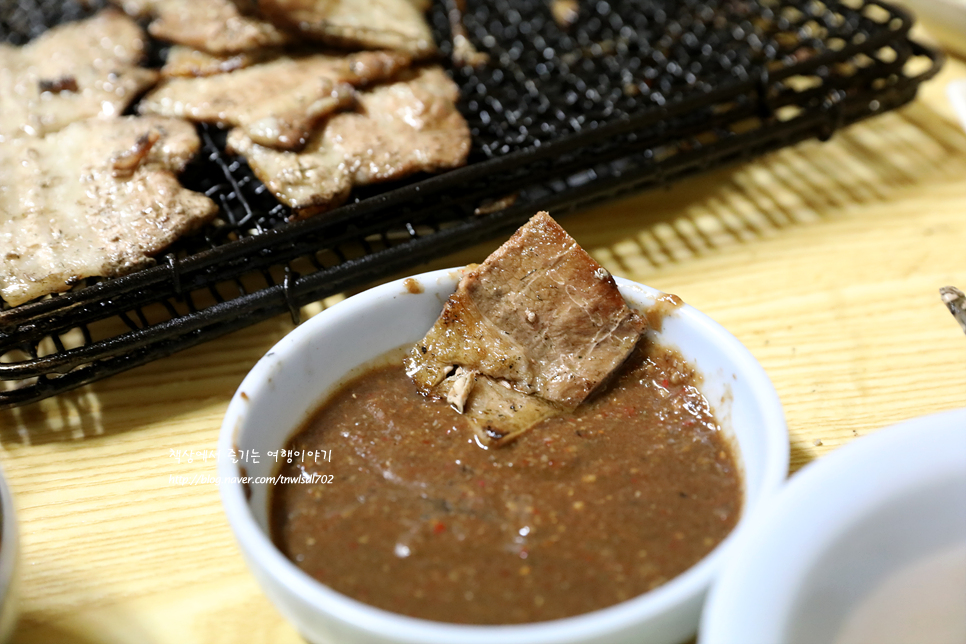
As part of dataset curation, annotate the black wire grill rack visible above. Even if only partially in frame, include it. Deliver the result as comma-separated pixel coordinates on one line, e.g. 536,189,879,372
0,0,943,408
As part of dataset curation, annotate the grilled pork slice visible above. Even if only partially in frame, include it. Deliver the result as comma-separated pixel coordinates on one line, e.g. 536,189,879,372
258,0,436,58
406,212,647,445
160,45,280,78
0,10,158,141
0,117,218,307
140,50,411,150
227,66,470,218
110,0,292,54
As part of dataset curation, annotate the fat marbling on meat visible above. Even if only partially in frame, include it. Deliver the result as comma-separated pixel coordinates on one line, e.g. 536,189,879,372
226,65,470,217
110,0,293,54
0,10,158,141
140,50,412,150
406,212,647,445
258,0,436,58
0,117,218,307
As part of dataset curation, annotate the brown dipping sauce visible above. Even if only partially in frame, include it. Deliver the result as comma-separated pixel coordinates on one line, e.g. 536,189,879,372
270,340,742,625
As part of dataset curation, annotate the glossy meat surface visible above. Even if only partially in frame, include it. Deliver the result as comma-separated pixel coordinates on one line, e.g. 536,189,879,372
0,117,217,306
141,50,411,149
110,0,292,53
0,10,158,141
227,66,470,216
258,0,436,58
160,45,278,78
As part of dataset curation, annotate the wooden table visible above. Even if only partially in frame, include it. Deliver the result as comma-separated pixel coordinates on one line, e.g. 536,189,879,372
2,52,964,644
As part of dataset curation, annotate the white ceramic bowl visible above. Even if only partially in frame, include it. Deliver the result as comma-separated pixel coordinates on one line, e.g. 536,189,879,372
0,465,18,642
700,407,966,644
219,268,789,644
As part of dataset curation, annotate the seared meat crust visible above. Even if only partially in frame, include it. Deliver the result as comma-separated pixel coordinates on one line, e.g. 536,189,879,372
0,117,218,306
141,50,412,150
110,0,293,53
160,45,281,78
257,0,436,58
227,66,470,217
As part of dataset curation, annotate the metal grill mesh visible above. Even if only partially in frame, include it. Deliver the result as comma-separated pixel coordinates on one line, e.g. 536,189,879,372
443,0,911,156
0,0,942,407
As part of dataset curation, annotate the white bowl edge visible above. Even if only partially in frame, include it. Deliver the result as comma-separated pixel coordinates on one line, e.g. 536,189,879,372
700,407,966,644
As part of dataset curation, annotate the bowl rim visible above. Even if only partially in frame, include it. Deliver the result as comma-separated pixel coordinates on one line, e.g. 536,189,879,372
219,267,789,643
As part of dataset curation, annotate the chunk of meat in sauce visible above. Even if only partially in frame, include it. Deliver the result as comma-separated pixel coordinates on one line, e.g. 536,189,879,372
406,212,646,444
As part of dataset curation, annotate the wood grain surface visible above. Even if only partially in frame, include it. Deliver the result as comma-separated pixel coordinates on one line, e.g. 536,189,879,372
1,52,964,644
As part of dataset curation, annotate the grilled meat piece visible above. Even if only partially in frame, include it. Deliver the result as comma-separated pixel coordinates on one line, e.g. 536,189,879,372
0,117,218,307
257,0,436,58
140,50,411,150
0,10,158,141
406,212,647,445
160,45,280,78
446,0,490,68
442,367,561,445
110,0,292,54
227,129,351,217
227,66,470,217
